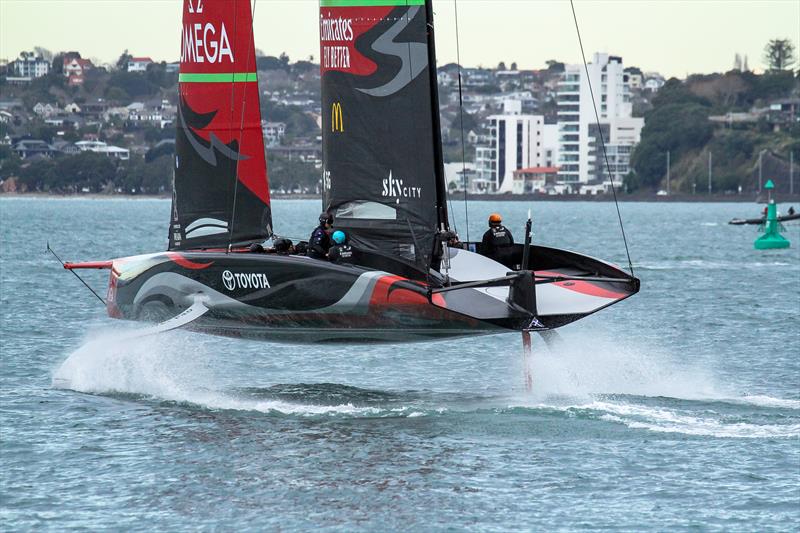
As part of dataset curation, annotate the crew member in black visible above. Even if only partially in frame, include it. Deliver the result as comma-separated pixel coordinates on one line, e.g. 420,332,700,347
307,212,334,259
328,230,353,264
273,237,294,255
481,213,514,263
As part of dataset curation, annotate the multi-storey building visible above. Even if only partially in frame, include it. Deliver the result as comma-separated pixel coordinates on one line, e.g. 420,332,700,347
557,53,643,187
474,100,559,193
12,52,50,79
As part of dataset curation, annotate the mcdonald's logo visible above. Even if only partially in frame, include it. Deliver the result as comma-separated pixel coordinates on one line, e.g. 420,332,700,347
331,102,344,133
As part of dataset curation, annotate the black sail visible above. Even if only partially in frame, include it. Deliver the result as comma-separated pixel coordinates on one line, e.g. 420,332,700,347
168,0,272,251
319,0,448,268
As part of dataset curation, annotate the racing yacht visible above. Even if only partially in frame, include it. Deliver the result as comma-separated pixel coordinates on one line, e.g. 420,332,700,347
64,0,639,343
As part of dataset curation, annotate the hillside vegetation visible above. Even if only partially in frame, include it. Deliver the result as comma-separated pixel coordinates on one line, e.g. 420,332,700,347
628,70,799,195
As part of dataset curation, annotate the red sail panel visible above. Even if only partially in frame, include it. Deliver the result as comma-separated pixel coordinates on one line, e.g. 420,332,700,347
170,0,271,250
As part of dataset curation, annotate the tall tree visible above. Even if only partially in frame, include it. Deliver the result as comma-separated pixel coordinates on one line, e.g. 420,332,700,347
34,47,53,61
116,50,132,71
763,38,796,71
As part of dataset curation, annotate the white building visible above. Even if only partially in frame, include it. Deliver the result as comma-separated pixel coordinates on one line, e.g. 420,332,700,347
557,53,644,186
262,121,286,146
127,57,153,72
443,162,490,193
13,52,50,79
33,102,59,117
643,73,665,92
474,100,560,193
75,140,130,160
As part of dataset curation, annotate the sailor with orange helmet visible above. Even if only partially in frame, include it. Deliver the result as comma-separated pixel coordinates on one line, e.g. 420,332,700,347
481,213,514,263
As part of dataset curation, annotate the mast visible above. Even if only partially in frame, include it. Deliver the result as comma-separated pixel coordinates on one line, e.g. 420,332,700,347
424,0,449,232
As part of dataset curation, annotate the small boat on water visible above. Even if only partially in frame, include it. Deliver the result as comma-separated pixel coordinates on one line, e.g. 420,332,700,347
729,213,800,225
63,0,639,344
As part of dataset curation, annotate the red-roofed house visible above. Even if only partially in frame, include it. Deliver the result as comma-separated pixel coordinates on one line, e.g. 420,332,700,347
127,57,153,72
512,167,560,194
64,57,94,86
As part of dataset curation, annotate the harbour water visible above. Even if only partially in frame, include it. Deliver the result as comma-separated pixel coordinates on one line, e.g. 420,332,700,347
1,198,798,531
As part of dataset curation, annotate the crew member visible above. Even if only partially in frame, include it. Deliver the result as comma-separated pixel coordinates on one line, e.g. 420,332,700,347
307,212,334,259
273,237,294,255
328,230,353,264
294,241,308,256
481,213,514,263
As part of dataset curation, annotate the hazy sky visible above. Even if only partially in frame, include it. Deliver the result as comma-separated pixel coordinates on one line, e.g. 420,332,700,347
1,0,797,78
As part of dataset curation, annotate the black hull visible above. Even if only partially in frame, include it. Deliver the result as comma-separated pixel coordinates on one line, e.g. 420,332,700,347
91,245,638,344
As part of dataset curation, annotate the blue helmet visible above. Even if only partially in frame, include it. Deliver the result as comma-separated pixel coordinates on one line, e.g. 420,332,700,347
332,230,346,244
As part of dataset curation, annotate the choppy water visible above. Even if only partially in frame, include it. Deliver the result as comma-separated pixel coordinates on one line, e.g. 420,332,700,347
1,198,799,531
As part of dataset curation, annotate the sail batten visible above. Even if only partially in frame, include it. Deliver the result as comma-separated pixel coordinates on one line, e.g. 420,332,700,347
319,0,448,267
169,0,271,251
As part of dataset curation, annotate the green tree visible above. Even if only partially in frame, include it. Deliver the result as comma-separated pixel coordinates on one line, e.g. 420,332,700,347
106,86,131,104
631,103,713,188
763,38,796,71
545,60,564,74
450,111,477,134
140,154,173,193
145,141,175,162
107,71,157,99
279,52,291,70
652,78,711,108
256,55,285,71
0,146,22,180
116,49,132,71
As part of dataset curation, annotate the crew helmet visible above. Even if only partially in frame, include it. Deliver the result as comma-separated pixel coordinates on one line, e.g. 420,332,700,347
319,211,334,226
274,237,292,253
488,213,502,225
332,230,346,245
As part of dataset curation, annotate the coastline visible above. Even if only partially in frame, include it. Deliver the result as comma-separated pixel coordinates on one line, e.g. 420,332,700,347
3,192,799,203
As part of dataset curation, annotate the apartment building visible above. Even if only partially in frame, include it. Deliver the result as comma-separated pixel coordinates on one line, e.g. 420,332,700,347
12,52,50,79
557,53,643,186
475,100,559,193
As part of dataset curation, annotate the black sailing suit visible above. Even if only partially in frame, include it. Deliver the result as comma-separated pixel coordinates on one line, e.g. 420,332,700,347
481,224,515,264
328,243,353,264
307,225,332,259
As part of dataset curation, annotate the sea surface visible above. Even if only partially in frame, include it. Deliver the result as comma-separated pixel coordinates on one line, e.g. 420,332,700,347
1,198,799,531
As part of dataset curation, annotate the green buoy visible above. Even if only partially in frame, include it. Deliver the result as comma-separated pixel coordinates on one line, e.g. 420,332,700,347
754,180,790,250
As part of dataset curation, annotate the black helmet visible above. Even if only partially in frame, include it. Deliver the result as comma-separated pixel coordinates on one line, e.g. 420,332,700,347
274,237,292,253
319,212,334,225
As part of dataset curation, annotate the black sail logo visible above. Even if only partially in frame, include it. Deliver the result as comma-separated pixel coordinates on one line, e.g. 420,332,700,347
331,102,344,133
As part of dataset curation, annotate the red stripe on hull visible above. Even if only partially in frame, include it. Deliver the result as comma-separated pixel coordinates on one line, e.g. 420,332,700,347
165,252,214,270
535,270,628,299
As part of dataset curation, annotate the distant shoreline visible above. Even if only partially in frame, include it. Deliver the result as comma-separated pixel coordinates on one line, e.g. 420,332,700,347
2,192,799,204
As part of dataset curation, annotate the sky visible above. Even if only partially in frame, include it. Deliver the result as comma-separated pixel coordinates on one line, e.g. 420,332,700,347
1,0,798,78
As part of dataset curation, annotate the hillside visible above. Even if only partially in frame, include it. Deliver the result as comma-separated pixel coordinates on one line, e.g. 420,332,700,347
628,71,799,195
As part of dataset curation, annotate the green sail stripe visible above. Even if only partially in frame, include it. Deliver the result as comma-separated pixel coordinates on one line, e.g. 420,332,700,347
320,0,425,7
179,72,258,83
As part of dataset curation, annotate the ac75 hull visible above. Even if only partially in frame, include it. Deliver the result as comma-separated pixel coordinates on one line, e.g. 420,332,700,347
95,246,638,344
